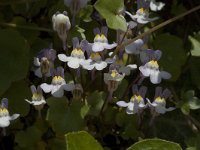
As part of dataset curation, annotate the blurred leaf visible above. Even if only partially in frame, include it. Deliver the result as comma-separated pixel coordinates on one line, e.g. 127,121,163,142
15,125,43,148
11,0,47,17
94,0,127,31
80,5,93,22
12,17,40,44
87,91,106,116
190,57,200,90
65,131,103,150
0,29,30,96
153,33,187,81
46,97,86,134
180,90,200,115
3,80,30,116
189,33,200,57
49,138,66,150
127,139,182,150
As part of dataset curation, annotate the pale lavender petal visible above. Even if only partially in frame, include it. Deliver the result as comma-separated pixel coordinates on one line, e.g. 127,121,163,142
63,83,75,91
72,37,79,48
93,27,100,35
51,85,64,97
95,61,107,70
150,70,161,84
155,87,162,98
125,39,144,54
40,83,53,93
162,89,171,99
34,68,42,78
154,50,162,60
139,66,151,77
30,85,37,94
57,66,64,78
161,71,171,79
1,98,8,109
104,43,117,50
9,114,20,120
58,54,68,62
116,101,129,107
132,85,139,94
166,107,176,112
101,26,108,37
139,86,147,98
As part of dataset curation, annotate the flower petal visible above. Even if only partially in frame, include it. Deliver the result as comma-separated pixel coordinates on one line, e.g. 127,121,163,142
34,57,40,66
104,43,117,50
95,61,107,70
58,54,68,62
161,71,171,79
0,117,10,127
92,42,104,52
68,59,80,69
139,66,151,77
51,85,64,97
40,83,53,93
9,114,20,120
125,39,144,54
34,68,43,78
150,70,161,84
116,101,129,107
63,83,75,91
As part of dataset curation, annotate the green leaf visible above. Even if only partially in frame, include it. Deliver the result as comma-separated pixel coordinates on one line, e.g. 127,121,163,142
189,33,200,57
65,131,103,150
49,138,66,150
153,33,187,81
87,91,106,116
94,0,127,31
46,97,86,134
2,80,30,116
15,126,43,148
127,139,182,150
0,29,30,96
182,90,200,110
80,5,93,22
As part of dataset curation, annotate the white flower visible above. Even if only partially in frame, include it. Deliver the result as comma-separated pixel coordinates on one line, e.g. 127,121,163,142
90,27,117,52
40,67,75,97
58,37,88,69
139,50,171,84
0,98,19,128
117,85,147,114
125,8,158,24
25,85,46,110
150,0,165,11
33,49,56,78
81,52,108,71
104,67,125,92
147,87,175,114
52,11,71,42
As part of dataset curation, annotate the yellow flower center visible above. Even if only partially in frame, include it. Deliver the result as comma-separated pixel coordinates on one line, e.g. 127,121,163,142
155,96,165,103
94,34,107,42
137,7,149,15
90,52,101,61
111,70,118,78
71,48,84,56
131,95,143,102
149,60,159,68
32,93,43,101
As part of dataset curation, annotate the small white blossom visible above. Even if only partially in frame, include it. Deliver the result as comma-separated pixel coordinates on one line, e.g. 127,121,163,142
25,85,46,110
125,8,158,24
90,27,117,52
52,11,71,42
150,0,165,11
147,87,175,114
40,67,74,97
0,98,19,128
139,50,171,84
58,37,88,69
33,49,56,78
117,85,147,114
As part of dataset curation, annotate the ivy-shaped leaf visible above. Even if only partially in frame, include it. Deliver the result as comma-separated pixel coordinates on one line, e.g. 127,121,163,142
65,131,103,150
94,0,127,31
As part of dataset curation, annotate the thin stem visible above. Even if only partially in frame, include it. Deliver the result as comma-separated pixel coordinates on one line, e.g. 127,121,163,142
111,5,200,57
0,22,53,33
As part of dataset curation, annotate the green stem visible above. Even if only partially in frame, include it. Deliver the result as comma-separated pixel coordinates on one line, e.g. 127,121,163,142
111,5,200,57
0,22,53,32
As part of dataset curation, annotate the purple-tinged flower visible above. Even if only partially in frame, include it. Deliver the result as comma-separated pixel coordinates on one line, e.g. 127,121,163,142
25,85,46,110
90,27,117,52
52,11,71,49
58,37,88,69
125,7,158,24
33,48,56,78
117,85,147,114
147,87,175,114
0,98,19,128
139,49,171,84
104,65,125,93
125,39,144,55
40,67,74,97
